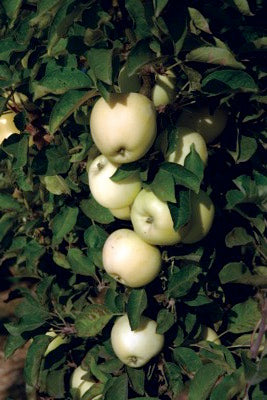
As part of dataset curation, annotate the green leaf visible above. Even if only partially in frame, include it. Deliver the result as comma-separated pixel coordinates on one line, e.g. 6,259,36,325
51,206,79,245
49,89,97,134
4,334,27,359
164,362,183,397
87,48,113,85
125,0,152,40
0,37,25,61
188,8,211,34
202,70,258,94
43,175,71,195
84,225,108,249
2,0,22,22
24,335,51,386
154,0,168,17
2,133,28,169
187,47,245,69
210,368,245,400
160,162,201,193
126,289,147,330
127,366,145,395
32,144,71,176
126,39,155,76
80,197,115,224
46,369,66,398
75,304,113,337
173,347,202,374
188,363,225,400
53,250,71,269
110,162,140,182
228,298,261,333
167,265,202,299
0,193,22,211
168,189,191,231
67,248,96,277
225,227,254,248
0,213,16,241
219,262,250,284
184,144,204,183
237,136,257,163
156,309,175,334
233,0,254,16
105,374,128,400
150,168,176,203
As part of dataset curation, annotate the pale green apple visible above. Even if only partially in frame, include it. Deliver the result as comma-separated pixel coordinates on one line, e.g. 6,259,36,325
182,190,215,244
111,314,164,368
109,205,131,220
102,229,162,287
131,189,189,245
152,70,176,107
90,93,157,164
88,154,141,209
118,65,141,93
0,111,20,144
44,330,68,356
177,106,228,143
71,366,102,399
201,326,221,345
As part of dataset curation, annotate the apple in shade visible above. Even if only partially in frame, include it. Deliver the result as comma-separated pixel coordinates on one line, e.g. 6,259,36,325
131,189,189,246
44,330,68,356
201,326,221,345
152,70,176,107
111,314,164,368
177,106,228,144
0,111,20,144
118,65,141,93
102,229,162,288
90,93,157,164
88,154,141,209
160,126,208,166
71,366,102,399
182,190,215,244
109,205,131,220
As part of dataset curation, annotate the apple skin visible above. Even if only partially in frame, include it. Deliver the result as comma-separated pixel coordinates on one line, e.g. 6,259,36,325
131,189,189,246
111,314,164,368
152,70,176,107
90,93,157,164
44,330,68,356
201,326,221,345
160,126,208,166
102,229,162,288
181,190,215,244
109,205,131,220
71,366,102,399
118,65,141,93
0,111,20,144
88,154,141,209
177,106,228,144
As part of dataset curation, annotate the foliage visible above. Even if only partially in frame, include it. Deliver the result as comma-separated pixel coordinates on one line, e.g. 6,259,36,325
0,0,266,399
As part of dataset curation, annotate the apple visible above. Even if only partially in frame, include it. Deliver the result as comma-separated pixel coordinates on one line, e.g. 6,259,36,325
201,326,221,345
0,111,20,144
44,330,68,356
71,366,102,399
3,90,28,110
88,154,141,209
102,229,162,287
90,93,157,164
111,314,164,368
131,189,189,245
160,126,208,166
177,106,228,144
152,70,176,107
118,65,141,93
182,190,215,244
109,205,131,220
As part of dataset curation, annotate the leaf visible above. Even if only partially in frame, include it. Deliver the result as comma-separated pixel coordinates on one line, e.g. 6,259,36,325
87,48,113,84
84,225,108,249
4,334,27,359
153,0,168,17
150,168,176,203
202,70,258,94
46,369,66,398
164,362,183,397
67,248,96,277
0,37,25,61
156,309,175,334
125,0,152,40
160,162,201,193
53,251,71,269
126,289,147,330
228,298,261,333
219,262,251,284
225,227,254,248
110,162,140,182
32,144,71,176
168,189,191,231
186,47,245,69
184,144,204,183
161,1,187,55
51,206,79,245
2,0,22,23
49,89,97,134
126,39,156,76
233,0,254,16
210,368,245,400
173,347,202,374
127,366,145,395
43,175,71,195
167,265,201,299
105,374,128,400
188,8,211,34
75,304,113,337
2,133,28,169
0,193,22,211
80,197,115,224
237,136,257,163
188,363,225,400
0,213,16,241
24,335,51,386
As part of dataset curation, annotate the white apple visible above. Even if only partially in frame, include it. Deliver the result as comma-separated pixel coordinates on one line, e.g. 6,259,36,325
111,314,164,368
102,229,161,287
177,106,228,144
90,93,157,164
0,111,20,144
160,126,208,166
71,366,102,399
118,65,141,93
109,205,131,220
152,70,176,107
131,189,189,245
44,330,68,356
182,190,215,244
88,154,141,209
201,326,221,345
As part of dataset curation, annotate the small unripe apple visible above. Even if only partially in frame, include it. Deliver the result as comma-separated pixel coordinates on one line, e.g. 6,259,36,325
201,326,221,345
131,189,189,245
111,314,164,368
44,330,68,356
160,126,208,166
177,106,228,144
182,190,215,244
71,366,102,399
152,70,176,107
118,65,141,93
102,229,162,287
0,111,20,144
90,93,157,164
109,205,131,220
88,154,141,209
